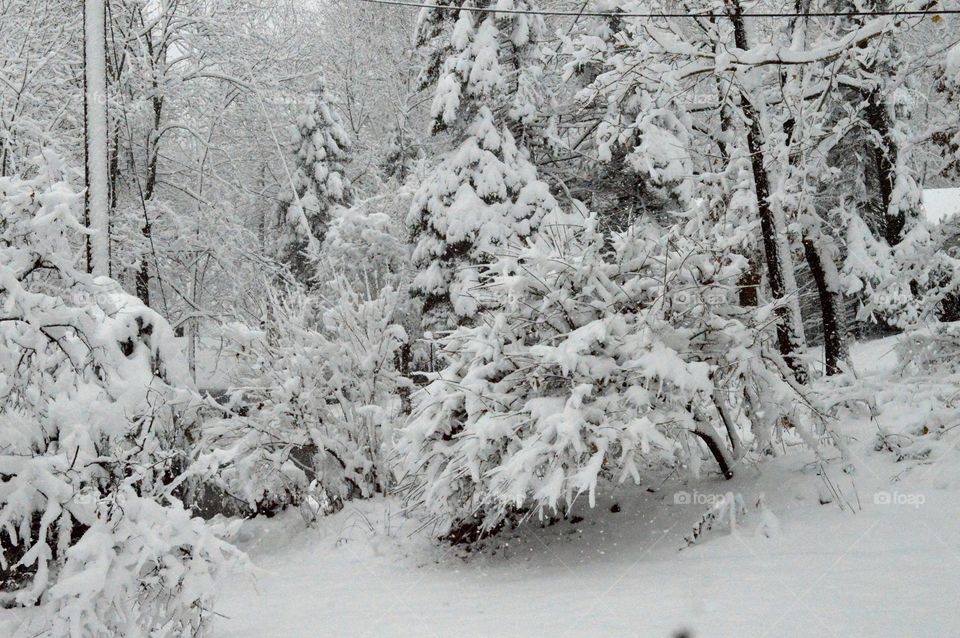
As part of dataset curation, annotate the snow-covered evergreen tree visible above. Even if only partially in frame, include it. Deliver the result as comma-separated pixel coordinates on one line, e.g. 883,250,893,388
407,107,559,327
415,0,546,135
562,0,694,227
275,81,353,286
816,2,951,329
408,1,557,328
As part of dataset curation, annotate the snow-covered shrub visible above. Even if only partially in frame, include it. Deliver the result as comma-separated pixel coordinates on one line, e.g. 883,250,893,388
316,186,431,376
205,280,410,521
844,212,960,327
203,185,417,521
316,187,414,301
0,152,241,636
396,214,812,539
894,321,960,374
824,322,960,464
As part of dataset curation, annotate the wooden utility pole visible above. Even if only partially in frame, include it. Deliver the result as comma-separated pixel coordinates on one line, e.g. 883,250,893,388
84,0,110,276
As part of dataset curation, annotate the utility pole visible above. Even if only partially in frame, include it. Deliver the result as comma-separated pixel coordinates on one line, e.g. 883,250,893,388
84,0,110,276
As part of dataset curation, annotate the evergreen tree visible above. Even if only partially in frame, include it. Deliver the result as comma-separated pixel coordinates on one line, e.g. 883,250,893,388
408,1,556,328
415,0,546,136
275,80,353,286
818,1,947,328
561,0,693,231
407,107,558,327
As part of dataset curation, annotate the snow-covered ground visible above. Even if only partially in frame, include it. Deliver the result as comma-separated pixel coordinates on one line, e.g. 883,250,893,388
208,335,960,638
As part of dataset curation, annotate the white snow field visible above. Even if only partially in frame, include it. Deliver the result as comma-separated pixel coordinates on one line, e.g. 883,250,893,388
208,337,960,638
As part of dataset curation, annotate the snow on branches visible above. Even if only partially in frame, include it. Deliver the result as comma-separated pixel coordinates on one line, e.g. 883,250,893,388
397,215,813,538
407,108,558,328
275,81,354,286
0,153,241,636
415,0,547,134
206,280,410,522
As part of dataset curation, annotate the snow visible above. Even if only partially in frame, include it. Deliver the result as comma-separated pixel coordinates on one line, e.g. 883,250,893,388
5,1,960,634
195,335,960,637
847,335,900,376
922,188,960,225
206,449,960,637
177,336,234,390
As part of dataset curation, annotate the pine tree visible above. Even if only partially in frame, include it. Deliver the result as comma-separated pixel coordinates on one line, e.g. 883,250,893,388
561,0,693,230
820,1,936,328
407,107,558,327
275,81,353,286
408,1,555,328
415,0,546,136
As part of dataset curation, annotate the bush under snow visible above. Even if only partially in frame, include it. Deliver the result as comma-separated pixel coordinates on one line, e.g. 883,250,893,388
0,153,241,637
397,214,816,539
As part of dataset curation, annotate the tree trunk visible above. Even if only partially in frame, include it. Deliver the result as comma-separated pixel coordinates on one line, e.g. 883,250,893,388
727,0,807,383
738,259,761,307
864,88,908,246
782,0,848,376
693,426,735,480
135,222,152,303
134,13,166,307
802,230,849,375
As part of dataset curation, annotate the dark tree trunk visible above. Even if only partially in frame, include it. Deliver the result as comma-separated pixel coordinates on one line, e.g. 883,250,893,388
738,259,761,307
802,234,848,375
135,222,152,303
779,0,849,377
864,88,906,246
693,428,735,480
83,2,93,274
135,19,164,308
727,0,807,383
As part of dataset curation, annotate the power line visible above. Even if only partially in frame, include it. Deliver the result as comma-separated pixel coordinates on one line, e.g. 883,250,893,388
355,0,959,19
